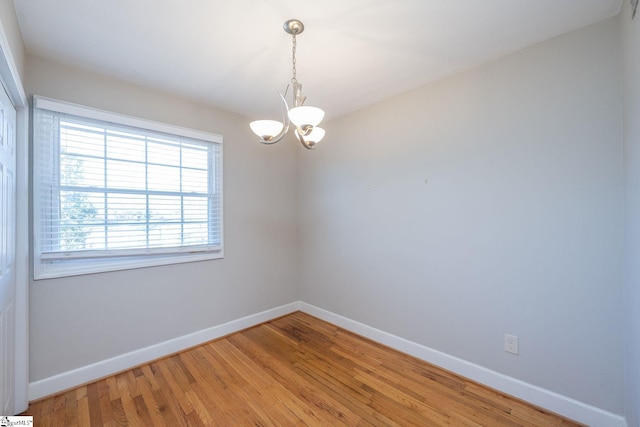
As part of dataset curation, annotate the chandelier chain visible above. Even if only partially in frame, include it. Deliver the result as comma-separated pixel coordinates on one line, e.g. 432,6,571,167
291,34,297,85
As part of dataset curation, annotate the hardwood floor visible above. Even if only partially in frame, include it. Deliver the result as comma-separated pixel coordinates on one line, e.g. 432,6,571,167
23,311,583,426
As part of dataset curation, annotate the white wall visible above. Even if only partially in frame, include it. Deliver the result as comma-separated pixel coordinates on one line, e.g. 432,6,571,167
299,17,624,415
0,0,24,81
25,56,299,382
622,1,640,425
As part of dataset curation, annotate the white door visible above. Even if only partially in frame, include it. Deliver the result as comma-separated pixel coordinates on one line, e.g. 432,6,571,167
0,82,17,415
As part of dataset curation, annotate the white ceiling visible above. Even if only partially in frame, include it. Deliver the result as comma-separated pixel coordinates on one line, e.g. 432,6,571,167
14,0,622,120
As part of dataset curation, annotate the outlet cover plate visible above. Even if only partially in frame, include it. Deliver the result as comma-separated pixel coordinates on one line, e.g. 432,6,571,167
504,334,519,355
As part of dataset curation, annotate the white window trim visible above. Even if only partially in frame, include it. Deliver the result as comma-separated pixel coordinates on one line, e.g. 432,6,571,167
32,96,224,280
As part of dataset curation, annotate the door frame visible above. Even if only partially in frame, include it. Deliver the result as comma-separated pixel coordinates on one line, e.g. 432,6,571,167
0,19,29,413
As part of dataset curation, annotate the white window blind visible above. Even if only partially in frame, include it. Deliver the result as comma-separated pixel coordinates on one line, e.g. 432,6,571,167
33,96,223,279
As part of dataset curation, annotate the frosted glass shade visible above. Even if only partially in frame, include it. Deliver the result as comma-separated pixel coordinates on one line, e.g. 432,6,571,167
305,126,326,144
250,120,284,140
288,106,325,127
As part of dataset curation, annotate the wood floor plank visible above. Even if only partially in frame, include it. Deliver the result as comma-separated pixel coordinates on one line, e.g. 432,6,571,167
63,389,78,427
230,329,375,422
22,311,585,426
150,386,185,427
181,349,241,424
195,344,298,426
85,383,102,426
116,378,141,427
232,335,410,426
226,333,363,425
214,339,346,426
197,342,268,425
154,357,196,417
96,380,114,427
135,372,167,427
77,393,91,427
184,390,216,426
108,398,127,427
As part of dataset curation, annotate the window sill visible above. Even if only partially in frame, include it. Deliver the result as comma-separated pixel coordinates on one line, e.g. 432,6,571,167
33,249,224,280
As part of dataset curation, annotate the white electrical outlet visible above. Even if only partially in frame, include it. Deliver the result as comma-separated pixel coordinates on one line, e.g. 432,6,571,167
504,334,519,355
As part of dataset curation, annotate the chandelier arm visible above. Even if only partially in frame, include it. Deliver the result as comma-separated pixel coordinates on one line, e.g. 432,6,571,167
258,91,291,144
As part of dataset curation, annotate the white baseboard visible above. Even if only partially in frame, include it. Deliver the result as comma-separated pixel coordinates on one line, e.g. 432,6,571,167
298,302,627,427
28,301,300,401
28,300,627,427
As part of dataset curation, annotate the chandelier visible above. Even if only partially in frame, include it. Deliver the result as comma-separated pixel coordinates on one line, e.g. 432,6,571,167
249,19,326,149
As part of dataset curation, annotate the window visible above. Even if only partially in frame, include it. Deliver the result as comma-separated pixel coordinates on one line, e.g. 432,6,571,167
32,96,223,279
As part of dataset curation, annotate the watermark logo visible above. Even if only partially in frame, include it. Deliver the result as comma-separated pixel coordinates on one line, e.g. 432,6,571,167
0,416,33,426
